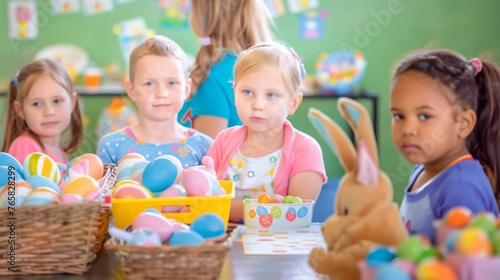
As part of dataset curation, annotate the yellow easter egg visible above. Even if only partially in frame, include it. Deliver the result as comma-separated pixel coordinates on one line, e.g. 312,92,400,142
23,152,61,185
63,176,99,197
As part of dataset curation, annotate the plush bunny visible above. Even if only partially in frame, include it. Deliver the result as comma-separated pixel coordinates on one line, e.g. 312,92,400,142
307,97,408,280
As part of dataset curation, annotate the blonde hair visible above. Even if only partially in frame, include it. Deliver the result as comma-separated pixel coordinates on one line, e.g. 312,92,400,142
2,59,83,154
189,0,274,96
234,42,304,95
129,35,188,83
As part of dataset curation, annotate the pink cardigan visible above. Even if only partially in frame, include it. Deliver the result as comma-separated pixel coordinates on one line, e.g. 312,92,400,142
206,120,327,196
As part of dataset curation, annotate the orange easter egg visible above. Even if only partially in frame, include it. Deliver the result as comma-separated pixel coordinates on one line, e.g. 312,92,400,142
70,154,104,181
416,259,457,280
444,206,473,228
63,175,99,198
258,193,271,203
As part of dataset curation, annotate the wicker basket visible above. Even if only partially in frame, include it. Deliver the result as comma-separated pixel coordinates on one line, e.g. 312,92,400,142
94,163,117,254
0,202,102,275
105,225,245,280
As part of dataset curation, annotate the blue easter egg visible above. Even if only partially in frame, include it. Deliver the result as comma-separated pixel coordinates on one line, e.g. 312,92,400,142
169,230,205,246
374,264,411,280
256,206,268,216
297,206,308,218
0,166,23,188
0,152,24,177
143,208,161,214
26,175,61,195
445,230,460,252
190,213,225,239
287,207,297,215
366,246,396,267
142,157,179,193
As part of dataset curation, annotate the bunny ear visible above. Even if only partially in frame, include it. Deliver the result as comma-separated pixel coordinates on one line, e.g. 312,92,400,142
337,97,379,165
308,108,356,172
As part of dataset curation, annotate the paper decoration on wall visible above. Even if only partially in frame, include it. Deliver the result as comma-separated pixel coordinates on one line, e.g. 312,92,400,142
96,97,139,139
51,0,80,14
8,0,38,40
113,17,155,65
83,0,114,15
286,0,319,13
158,0,190,28
299,10,328,39
264,0,286,17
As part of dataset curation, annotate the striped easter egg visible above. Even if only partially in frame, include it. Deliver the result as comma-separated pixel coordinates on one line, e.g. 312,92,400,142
112,180,153,199
116,154,147,182
183,169,220,196
0,179,32,207
24,187,61,205
23,152,61,185
63,176,99,198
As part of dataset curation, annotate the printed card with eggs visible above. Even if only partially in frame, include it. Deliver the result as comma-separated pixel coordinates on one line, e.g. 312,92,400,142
242,224,326,255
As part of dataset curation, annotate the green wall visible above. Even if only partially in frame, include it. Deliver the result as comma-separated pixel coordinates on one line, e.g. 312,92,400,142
1,0,500,204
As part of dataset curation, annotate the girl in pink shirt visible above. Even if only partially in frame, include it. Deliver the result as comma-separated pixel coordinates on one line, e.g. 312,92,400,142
2,59,83,165
207,42,327,221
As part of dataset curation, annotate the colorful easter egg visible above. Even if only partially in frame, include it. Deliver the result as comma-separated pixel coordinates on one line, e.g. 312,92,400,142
26,175,61,195
256,206,268,216
23,152,61,185
159,184,187,212
0,166,23,190
444,206,473,228
259,214,273,227
0,179,32,207
297,206,308,218
59,159,89,191
258,193,271,203
112,180,153,199
185,156,216,177
129,160,149,184
168,230,205,246
68,154,104,181
170,220,190,232
467,212,497,238
63,175,99,198
396,235,431,263
455,227,492,257
415,259,457,280
156,155,184,183
374,264,411,280
183,169,220,196
133,210,175,241
109,227,161,247
116,153,146,182
285,208,297,222
190,213,225,239
142,156,183,193
270,206,282,219
270,194,284,203
61,193,84,204
366,247,396,267
24,187,61,205
0,152,24,178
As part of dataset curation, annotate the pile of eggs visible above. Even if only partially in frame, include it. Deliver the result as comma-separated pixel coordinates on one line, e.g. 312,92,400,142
438,206,500,257
363,235,457,280
0,152,106,206
108,208,226,247
112,154,225,212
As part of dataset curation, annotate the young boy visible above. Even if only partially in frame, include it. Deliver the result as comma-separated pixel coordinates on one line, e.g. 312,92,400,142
97,36,212,167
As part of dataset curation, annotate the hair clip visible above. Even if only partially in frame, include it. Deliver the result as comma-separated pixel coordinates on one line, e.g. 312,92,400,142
199,37,212,47
469,58,482,76
12,71,19,86
289,47,306,80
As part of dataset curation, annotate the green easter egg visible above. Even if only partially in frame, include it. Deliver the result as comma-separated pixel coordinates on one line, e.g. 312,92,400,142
271,206,282,219
243,199,253,204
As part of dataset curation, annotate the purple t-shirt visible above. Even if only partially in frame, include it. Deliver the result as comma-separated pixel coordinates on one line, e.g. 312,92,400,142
400,159,499,243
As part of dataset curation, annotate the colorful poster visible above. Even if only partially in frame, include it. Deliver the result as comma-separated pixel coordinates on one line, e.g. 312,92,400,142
113,18,153,65
158,0,190,28
83,0,114,15
51,0,80,14
242,224,326,255
264,0,286,18
286,0,319,13
8,0,38,40
299,10,327,39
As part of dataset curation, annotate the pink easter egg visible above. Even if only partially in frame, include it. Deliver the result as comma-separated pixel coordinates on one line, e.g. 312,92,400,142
61,193,84,204
132,211,175,242
185,156,216,177
159,184,187,212
170,220,190,232
69,154,104,181
112,180,153,199
182,169,216,196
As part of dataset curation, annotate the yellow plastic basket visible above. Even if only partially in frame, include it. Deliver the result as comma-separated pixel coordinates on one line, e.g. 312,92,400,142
111,180,234,230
